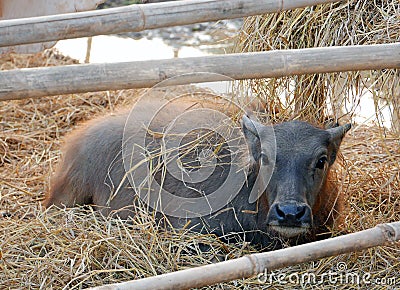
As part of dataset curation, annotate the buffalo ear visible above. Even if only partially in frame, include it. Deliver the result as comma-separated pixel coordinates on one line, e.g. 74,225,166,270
326,123,351,165
241,114,264,166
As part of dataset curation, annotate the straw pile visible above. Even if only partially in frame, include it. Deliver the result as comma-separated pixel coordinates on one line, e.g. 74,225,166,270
1,47,399,288
231,0,400,287
234,0,399,131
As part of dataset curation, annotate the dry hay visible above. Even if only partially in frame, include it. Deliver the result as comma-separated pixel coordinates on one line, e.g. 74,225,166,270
0,50,399,289
234,0,399,132
230,1,400,287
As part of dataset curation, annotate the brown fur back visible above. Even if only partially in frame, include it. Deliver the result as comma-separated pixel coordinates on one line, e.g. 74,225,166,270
44,110,129,209
44,94,246,211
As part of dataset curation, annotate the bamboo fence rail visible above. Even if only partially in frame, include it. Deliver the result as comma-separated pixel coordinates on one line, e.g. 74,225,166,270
0,0,342,48
90,221,400,290
1,43,399,101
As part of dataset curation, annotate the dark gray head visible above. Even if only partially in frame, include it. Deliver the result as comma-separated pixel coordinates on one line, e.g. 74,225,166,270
242,115,351,238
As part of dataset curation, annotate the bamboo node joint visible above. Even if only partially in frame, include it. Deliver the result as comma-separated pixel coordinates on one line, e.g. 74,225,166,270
137,5,146,31
245,254,262,275
377,223,399,243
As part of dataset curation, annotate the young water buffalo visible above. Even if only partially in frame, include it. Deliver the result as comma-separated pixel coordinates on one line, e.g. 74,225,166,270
45,97,350,248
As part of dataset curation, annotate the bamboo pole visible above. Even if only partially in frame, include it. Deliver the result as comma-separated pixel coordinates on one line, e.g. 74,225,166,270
1,43,399,101
89,221,400,290
85,37,93,64
0,0,341,48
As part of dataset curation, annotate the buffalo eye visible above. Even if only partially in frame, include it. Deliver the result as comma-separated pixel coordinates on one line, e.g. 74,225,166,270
315,156,328,169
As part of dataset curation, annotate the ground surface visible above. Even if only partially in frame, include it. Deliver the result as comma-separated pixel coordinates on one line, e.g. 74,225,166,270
0,51,399,289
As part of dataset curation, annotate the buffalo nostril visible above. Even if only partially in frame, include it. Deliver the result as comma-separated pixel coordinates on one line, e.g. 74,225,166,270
271,203,311,226
295,206,307,220
275,205,286,220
